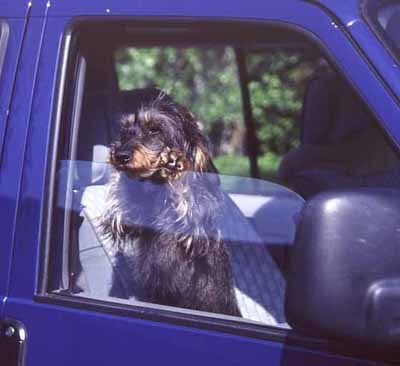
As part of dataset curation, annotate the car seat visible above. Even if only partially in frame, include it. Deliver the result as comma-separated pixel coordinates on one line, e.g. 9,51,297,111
284,70,400,199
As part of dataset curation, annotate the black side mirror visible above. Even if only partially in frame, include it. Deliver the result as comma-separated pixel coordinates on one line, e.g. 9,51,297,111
286,189,400,348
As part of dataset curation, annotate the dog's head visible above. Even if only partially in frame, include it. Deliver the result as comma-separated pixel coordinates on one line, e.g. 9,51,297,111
110,94,215,181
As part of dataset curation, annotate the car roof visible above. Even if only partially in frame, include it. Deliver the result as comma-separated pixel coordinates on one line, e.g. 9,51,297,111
2,0,362,22
0,0,31,17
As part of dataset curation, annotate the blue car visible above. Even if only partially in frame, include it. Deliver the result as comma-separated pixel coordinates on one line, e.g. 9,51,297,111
1,0,400,365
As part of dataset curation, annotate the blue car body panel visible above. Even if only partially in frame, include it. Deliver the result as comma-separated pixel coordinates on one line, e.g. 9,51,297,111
311,0,361,23
5,297,386,366
0,1,31,18
0,7,33,318
310,0,400,118
0,0,399,365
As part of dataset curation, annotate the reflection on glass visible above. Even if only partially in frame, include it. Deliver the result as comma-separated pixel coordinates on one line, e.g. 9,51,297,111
56,160,304,326
376,4,400,56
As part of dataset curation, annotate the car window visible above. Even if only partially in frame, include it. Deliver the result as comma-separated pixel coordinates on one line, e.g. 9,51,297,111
0,20,9,82
364,0,400,63
46,21,400,331
115,46,249,177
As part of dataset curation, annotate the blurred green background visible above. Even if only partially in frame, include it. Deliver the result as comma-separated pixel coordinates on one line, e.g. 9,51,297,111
115,46,319,181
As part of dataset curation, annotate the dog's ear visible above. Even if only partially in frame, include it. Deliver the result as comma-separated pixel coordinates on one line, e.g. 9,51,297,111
193,144,210,173
192,143,220,186
193,143,219,174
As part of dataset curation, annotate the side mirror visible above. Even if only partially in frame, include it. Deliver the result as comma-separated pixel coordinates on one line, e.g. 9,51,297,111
286,189,400,348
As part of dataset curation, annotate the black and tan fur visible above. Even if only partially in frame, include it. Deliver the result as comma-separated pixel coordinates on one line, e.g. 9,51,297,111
100,93,241,316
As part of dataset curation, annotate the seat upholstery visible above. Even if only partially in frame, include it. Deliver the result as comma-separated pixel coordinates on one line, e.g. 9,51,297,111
300,71,373,145
76,179,294,326
287,70,399,198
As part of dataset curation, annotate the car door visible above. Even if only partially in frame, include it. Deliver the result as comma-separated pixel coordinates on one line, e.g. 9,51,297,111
2,1,399,365
0,0,40,319
0,0,48,363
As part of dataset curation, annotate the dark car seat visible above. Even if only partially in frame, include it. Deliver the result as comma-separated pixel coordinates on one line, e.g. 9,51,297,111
285,70,400,199
300,71,373,145
386,9,400,51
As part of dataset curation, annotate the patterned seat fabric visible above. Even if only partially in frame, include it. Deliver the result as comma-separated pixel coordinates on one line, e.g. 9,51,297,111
75,179,298,326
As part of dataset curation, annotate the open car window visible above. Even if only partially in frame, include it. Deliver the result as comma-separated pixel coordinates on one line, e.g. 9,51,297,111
45,20,400,334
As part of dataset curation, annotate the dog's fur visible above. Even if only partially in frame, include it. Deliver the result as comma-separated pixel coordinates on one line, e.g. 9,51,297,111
100,94,241,317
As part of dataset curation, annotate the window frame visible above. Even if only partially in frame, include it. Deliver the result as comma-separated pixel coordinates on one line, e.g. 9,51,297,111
362,0,400,66
36,17,393,363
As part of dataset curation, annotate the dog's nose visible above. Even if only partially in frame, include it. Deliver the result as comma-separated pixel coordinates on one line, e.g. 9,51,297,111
114,150,131,164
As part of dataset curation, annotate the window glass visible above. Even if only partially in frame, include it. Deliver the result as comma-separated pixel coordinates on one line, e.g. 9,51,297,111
0,20,10,81
115,47,247,176
365,0,400,62
49,23,399,330
245,49,320,181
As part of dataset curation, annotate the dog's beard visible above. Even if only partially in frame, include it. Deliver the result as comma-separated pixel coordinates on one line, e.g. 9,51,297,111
105,129,221,253
100,170,168,243
102,166,224,254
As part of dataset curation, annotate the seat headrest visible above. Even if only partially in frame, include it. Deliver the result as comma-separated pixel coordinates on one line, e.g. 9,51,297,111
301,71,373,145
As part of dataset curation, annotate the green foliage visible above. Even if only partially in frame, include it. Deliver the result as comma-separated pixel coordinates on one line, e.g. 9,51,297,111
115,46,318,177
247,52,316,155
115,47,243,133
213,153,281,181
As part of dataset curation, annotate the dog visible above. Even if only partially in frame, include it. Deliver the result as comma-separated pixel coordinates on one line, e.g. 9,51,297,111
100,93,241,317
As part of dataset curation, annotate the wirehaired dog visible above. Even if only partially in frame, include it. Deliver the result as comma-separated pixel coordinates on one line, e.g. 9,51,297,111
100,94,241,317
